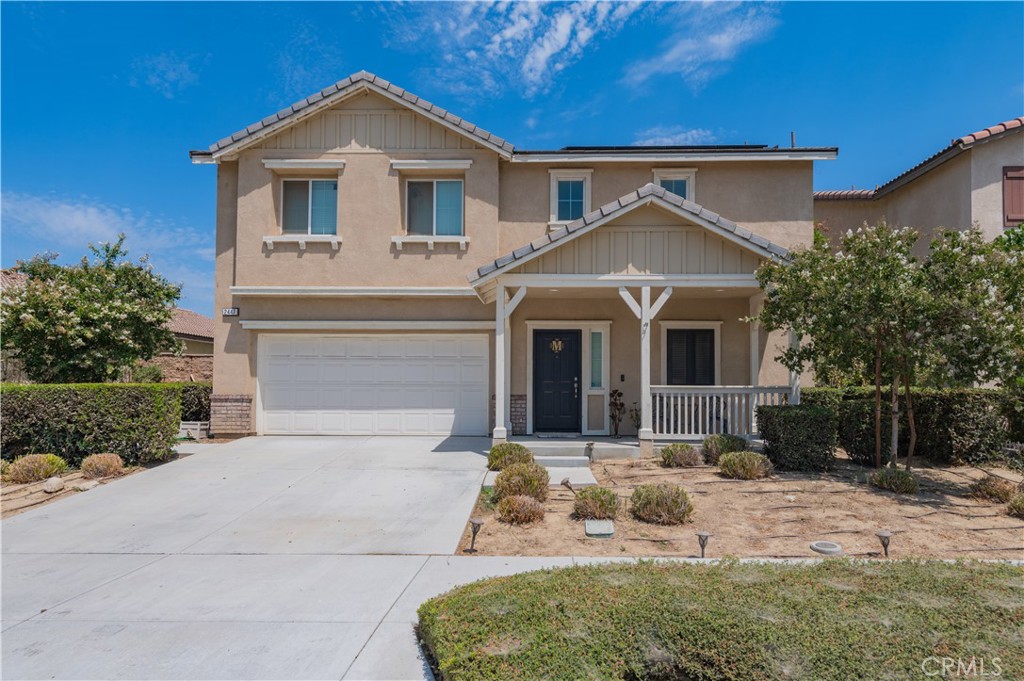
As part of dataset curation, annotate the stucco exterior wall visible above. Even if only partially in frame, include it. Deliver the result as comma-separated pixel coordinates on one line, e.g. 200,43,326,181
971,133,1024,239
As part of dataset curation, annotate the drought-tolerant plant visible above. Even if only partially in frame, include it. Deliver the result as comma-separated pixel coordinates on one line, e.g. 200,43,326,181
572,486,619,520
701,433,746,465
486,442,533,471
5,454,68,484
1007,493,1024,518
869,466,919,495
630,483,694,525
659,443,703,468
969,474,1017,503
718,451,773,480
496,494,545,525
0,460,8,479
80,453,125,479
494,462,549,503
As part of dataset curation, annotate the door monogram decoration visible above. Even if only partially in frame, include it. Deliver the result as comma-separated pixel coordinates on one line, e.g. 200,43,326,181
549,338,565,354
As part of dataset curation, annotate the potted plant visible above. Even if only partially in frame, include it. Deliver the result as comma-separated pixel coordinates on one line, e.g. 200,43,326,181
609,389,625,438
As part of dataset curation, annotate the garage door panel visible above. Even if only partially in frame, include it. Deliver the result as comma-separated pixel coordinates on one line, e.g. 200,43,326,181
260,334,488,436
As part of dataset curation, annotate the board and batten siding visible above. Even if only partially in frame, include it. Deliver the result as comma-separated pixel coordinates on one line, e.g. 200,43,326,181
256,107,481,152
511,226,764,276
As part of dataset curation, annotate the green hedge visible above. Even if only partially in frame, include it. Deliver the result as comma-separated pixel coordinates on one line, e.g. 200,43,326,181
0,383,181,465
804,387,1008,466
756,404,837,471
175,382,211,422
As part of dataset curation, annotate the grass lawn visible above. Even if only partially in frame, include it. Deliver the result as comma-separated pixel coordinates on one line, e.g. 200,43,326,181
418,559,1023,680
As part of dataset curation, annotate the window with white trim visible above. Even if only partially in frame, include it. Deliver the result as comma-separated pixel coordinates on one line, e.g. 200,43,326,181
282,179,338,235
660,321,721,385
549,169,592,224
652,169,696,201
407,179,464,236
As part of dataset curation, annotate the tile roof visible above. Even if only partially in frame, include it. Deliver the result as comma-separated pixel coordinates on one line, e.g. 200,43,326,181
167,308,215,341
471,183,790,284
815,116,1024,201
199,70,515,159
0,269,27,289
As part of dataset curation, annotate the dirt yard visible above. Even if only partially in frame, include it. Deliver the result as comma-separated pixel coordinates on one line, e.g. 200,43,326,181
0,468,145,518
458,455,1024,560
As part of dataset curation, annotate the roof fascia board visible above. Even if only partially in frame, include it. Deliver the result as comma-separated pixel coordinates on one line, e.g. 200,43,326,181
511,151,837,163
230,285,477,297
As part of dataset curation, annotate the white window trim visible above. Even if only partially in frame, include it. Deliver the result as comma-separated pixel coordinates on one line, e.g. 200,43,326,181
659,321,722,385
525,320,611,436
652,168,697,202
548,169,593,227
263,235,340,251
263,159,346,170
280,177,339,236
404,178,465,237
391,159,473,171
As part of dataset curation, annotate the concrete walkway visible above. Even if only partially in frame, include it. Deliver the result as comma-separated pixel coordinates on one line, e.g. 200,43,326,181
4,436,540,680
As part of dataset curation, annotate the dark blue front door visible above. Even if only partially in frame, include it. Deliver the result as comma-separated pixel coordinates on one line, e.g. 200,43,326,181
533,330,581,432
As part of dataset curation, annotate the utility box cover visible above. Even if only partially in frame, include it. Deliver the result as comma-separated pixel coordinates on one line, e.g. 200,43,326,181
585,519,615,538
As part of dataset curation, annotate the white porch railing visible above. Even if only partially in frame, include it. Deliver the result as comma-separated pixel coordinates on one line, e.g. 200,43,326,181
651,385,791,439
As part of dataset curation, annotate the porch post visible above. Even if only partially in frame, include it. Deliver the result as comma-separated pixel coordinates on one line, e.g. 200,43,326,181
749,292,764,385
493,285,508,441
639,286,654,456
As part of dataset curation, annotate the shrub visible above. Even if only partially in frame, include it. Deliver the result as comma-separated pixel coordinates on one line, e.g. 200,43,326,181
659,443,702,468
132,364,164,383
1005,383,1024,444
718,451,773,480
0,383,181,466
5,454,68,484
969,475,1017,503
494,462,549,503
0,460,7,478
496,494,545,524
572,486,619,520
487,442,533,471
80,453,125,479
757,404,837,471
701,433,747,465
869,466,919,495
630,483,694,525
177,382,212,422
1007,493,1024,518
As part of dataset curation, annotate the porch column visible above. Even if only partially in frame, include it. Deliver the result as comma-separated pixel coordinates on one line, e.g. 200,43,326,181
748,292,764,385
639,286,654,455
493,285,507,441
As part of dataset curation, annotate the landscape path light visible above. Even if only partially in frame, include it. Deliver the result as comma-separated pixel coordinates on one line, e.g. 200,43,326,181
876,529,893,558
696,531,712,558
465,517,484,554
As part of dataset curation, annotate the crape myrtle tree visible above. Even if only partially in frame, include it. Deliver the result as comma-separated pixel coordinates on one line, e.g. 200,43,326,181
0,235,182,383
754,222,1023,469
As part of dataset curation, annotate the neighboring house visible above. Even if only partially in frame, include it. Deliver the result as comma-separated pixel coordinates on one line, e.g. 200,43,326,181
1,268,213,382
190,70,837,452
815,117,1024,252
141,308,215,382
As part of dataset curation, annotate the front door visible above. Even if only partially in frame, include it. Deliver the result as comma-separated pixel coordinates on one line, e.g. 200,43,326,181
533,330,581,432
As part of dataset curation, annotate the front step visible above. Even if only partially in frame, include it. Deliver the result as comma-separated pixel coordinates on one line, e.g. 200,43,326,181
513,440,641,460
533,455,590,468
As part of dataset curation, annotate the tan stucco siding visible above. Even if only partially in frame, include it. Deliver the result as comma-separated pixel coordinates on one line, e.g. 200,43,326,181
510,206,763,276
179,338,214,355
972,133,1024,239
499,160,815,257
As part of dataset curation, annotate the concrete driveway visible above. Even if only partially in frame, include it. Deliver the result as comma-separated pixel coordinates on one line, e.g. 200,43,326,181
2,435,520,680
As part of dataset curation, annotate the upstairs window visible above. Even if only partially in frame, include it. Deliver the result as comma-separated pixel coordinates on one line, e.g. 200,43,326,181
549,169,592,224
1004,166,1024,228
653,169,696,201
282,179,337,235
407,179,464,236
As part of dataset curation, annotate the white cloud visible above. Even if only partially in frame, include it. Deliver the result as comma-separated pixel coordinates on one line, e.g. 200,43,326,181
633,125,717,146
624,3,779,90
382,1,644,97
271,23,347,103
1,192,214,310
130,52,201,99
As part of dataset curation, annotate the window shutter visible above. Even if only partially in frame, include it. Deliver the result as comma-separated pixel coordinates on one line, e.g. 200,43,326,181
666,329,716,385
1005,166,1024,228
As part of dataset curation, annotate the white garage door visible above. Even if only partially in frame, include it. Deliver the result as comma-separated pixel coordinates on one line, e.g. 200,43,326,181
258,334,489,435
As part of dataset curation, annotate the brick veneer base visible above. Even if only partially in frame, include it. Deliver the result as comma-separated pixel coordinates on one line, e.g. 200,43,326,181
211,394,254,436
510,394,527,435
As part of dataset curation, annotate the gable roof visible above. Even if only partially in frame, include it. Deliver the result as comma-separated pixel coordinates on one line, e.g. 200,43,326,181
168,308,214,342
190,70,515,162
814,116,1024,201
470,183,790,289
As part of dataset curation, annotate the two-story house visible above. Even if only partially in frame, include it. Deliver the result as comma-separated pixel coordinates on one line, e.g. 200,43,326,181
191,70,837,455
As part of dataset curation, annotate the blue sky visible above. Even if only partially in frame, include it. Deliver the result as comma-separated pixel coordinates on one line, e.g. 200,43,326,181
2,1,1021,314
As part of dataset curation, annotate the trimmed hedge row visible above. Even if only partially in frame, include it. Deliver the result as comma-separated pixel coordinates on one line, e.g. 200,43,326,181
177,382,212,422
757,404,837,471
801,387,1008,466
0,383,181,465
